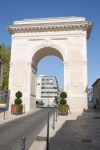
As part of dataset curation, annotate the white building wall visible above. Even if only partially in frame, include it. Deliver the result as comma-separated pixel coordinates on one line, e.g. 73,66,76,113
36,75,59,105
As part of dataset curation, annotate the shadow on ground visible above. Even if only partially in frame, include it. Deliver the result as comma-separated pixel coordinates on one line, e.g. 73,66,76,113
48,107,100,150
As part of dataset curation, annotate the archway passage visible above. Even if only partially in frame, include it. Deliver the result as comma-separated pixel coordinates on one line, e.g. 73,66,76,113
32,47,63,67
8,17,92,113
31,47,64,106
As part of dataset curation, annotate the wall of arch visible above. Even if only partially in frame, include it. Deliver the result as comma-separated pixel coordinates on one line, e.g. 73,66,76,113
8,30,88,113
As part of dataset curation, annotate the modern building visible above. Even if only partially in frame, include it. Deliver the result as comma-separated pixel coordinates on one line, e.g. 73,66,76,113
36,75,59,105
92,79,100,107
87,87,93,102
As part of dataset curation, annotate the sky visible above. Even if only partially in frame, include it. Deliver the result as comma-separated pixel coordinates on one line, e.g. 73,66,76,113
0,0,100,88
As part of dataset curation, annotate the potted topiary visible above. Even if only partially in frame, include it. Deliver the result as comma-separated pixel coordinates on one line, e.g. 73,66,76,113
11,91,23,115
59,91,69,115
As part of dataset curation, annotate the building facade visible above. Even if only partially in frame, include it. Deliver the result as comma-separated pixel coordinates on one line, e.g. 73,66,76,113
88,87,93,102
92,79,100,107
36,75,59,105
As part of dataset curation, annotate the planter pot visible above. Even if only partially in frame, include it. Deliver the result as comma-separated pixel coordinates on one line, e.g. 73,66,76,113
59,105,69,115
11,104,23,115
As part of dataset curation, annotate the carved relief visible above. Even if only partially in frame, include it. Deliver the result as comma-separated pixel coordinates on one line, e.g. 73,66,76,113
42,39,52,47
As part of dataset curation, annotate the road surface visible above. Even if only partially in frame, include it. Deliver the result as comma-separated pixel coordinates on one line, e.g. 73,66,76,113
0,108,53,150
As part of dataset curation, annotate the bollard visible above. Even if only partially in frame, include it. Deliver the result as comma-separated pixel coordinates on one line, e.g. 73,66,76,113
52,108,55,130
3,111,5,120
21,136,26,150
46,112,49,150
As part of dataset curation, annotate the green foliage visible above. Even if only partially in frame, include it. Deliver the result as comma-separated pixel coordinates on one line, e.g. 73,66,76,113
37,101,45,105
60,98,66,105
14,98,22,105
39,101,44,105
59,104,67,109
17,104,23,112
15,91,22,98
0,44,10,90
60,91,67,98
14,91,22,105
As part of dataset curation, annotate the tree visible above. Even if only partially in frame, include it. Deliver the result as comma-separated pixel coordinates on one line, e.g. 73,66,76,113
0,44,10,90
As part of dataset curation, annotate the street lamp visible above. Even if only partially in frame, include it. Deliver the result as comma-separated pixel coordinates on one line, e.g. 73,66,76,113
46,78,52,150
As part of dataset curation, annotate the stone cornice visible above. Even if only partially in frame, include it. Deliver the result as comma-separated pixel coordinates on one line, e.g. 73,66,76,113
7,20,92,39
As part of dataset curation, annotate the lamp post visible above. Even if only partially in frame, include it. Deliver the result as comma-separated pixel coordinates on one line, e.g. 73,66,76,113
46,77,52,150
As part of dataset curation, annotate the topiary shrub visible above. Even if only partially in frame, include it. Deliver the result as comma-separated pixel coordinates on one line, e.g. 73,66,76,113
15,91,22,98
15,98,22,105
60,98,66,105
59,91,69,115
11,91,23,114
60,91,67,98
14,91,22,105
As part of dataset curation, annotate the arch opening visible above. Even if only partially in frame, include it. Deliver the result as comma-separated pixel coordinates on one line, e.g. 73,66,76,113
31,46,64,106
32,47,64,68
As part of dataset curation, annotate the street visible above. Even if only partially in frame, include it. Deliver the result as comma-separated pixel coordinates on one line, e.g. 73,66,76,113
0,108,53,150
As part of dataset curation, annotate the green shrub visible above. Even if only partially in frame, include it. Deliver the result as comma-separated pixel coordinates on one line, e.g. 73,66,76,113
14,91,22,105
15,91,22,98
17,104,23,112
60,98,66,105
38,101,44,105
60,92,67,98
14,98,22,105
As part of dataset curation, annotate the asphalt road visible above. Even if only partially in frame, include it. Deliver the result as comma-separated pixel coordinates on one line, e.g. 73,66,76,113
0,108,54,150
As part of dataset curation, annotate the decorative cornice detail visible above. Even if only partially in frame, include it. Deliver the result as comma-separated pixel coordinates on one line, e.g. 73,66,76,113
7,20,92,39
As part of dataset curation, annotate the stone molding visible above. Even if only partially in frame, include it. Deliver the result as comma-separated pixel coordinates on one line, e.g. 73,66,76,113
7,20,92,39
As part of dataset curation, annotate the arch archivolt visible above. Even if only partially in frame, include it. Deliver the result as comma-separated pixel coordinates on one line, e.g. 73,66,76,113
30,41,65,68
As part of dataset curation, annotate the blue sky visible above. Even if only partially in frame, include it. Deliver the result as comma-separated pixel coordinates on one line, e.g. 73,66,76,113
0,0,100,88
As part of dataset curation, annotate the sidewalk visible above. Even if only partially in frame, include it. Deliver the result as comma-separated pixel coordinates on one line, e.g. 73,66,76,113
29,112,81,150
29,108,100,150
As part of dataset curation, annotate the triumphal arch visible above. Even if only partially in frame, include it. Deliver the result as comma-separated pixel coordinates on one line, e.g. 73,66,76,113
7,17,92,113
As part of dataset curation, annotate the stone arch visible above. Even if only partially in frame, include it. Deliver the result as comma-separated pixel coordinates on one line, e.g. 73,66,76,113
31,45,64,68
8,17,92,113
30,45,64,106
